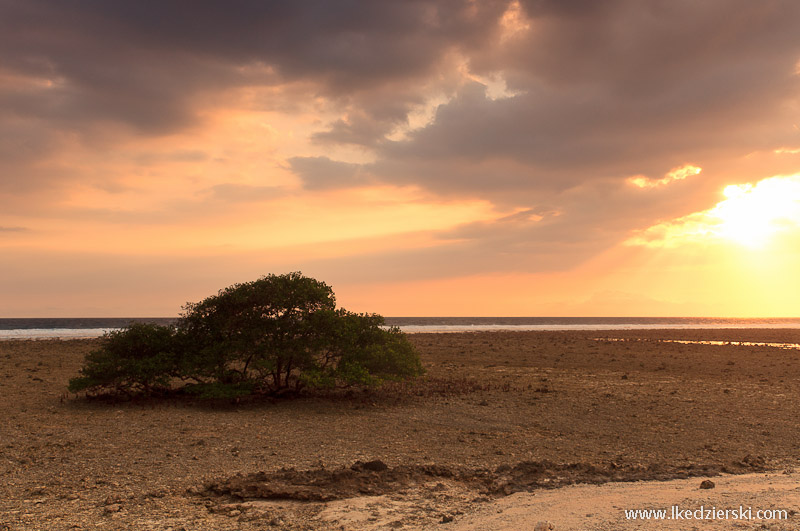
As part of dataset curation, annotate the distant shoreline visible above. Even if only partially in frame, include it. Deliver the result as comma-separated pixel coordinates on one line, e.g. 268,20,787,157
3,316,800,339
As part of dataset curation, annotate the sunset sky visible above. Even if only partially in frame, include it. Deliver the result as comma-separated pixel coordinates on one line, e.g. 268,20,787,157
2,0,800,317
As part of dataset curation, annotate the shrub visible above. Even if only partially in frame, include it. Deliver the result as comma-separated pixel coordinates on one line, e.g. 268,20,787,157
304,310,424,388
70,273,424,397
68,323,179,395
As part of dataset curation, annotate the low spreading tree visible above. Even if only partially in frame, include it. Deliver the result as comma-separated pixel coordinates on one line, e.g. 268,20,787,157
69,273,423,397
67,322,180,395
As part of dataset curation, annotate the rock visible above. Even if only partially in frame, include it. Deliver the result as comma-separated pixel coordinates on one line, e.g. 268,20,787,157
103,494,124,505
102,503,121,515
440,514,454,523
741,454,766,469
699,479,715,489
360,459,389,472
534,521,555,531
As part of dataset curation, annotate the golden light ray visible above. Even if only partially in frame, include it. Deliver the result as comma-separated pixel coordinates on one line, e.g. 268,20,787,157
627,164,702,189
627,175,800,248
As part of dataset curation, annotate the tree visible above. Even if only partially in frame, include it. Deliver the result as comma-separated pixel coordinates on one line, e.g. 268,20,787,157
179,272,338,391
69,273,423,397
68,323,179,395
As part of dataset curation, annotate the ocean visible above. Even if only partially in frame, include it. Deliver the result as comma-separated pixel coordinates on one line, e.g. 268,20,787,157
2,317,800,339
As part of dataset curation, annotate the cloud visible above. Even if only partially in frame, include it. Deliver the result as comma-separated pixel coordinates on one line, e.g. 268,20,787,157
288,156,371,190
628,174,800,248
0,0,513,205
3,0,800,307
628,165,702,189
290,0,800,199
280,0,800,275
0,0,508,132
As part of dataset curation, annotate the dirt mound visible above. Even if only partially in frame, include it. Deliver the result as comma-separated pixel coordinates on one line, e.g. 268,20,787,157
201,457,768,502
202,460,455,501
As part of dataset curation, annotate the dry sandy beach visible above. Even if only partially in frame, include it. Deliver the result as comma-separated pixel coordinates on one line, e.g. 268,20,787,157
2,329,800,530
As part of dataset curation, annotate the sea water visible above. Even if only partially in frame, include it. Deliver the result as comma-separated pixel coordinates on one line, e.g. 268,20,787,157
2,317,800,339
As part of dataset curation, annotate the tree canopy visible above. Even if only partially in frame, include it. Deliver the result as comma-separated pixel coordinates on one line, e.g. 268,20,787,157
69,273,423,398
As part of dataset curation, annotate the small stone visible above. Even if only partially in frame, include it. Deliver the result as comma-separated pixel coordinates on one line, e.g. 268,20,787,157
228,510,241,517
103,494,123,505
440,514,454,523
699,479,715,489
103,503,121,515
360,459,389,472
534,521,555,531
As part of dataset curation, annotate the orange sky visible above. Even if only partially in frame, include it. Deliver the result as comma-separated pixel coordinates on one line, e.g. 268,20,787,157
1,1,800,317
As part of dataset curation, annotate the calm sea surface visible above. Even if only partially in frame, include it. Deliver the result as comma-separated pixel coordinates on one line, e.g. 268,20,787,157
2,317,800,339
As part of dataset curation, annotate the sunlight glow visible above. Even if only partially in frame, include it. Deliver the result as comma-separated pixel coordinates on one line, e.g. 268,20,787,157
628,164,702,189
499,1,531,42
627,175,800,248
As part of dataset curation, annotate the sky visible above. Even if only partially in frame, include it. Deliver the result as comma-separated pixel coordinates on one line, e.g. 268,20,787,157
2,0,800,317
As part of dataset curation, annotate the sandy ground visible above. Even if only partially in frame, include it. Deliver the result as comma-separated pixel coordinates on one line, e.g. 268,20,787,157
2,329,800,530
449,470,800,530
320,470,800,530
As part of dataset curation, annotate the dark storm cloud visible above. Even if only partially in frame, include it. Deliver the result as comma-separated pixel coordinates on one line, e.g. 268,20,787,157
0,0,507,133
509,0,800,97
0,0,511,202
379,27,800,196
305,0,800,193
281,0,800,202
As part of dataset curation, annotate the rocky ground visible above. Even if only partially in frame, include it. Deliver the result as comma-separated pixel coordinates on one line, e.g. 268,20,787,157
2,329,800,530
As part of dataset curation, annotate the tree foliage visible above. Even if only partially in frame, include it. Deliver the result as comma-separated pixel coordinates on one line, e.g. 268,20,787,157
68,323,180,395
69,273,423,397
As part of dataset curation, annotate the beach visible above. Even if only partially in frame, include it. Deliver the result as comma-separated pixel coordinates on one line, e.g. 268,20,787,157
2,329,800,530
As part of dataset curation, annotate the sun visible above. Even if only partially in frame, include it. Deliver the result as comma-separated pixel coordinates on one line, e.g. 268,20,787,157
626,175,800,249
712,177,800,247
